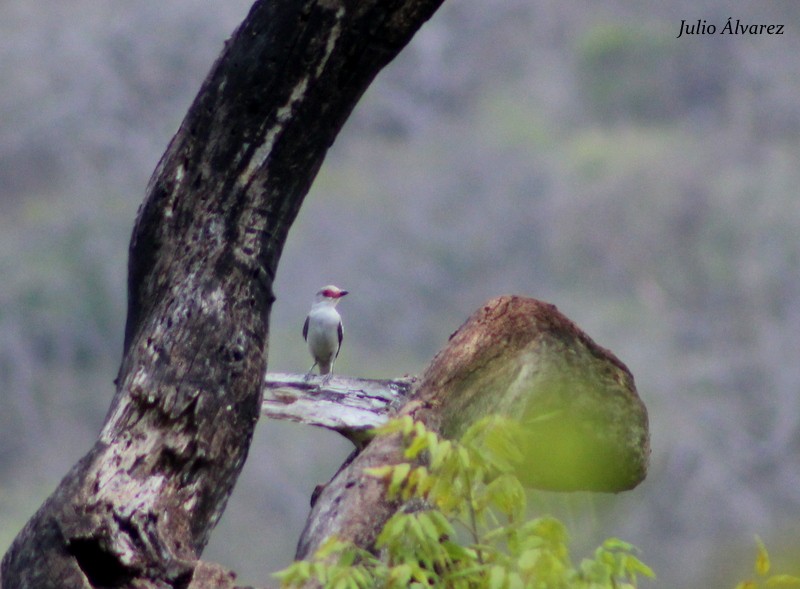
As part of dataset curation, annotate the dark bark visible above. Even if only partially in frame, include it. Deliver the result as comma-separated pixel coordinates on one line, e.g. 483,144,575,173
296,296,650,561
1,1,444,587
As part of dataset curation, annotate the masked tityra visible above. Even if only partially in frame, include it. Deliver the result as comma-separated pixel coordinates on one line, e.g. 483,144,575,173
303,285,348,379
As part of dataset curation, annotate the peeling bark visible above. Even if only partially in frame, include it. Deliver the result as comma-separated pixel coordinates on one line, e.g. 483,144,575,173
295,296,650,561
262,373,414,446
1,0,444,587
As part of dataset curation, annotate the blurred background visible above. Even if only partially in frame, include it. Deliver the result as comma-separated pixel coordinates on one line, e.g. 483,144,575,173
2,0,800,586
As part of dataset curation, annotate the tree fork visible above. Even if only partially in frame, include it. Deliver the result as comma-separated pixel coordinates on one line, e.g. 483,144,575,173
1,0,445,587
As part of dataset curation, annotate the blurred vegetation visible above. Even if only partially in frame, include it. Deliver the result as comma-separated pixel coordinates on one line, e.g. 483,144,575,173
2,1,800,588
576,23,730,124
279,416,655,589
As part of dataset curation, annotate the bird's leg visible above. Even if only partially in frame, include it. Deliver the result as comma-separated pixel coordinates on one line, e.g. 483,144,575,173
304,363,318,381
321,359,336,384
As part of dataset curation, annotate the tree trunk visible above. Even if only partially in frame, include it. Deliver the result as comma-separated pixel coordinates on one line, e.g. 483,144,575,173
1,1,444,587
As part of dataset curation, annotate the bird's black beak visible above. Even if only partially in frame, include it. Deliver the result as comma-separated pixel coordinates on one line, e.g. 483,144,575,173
339,290,349,297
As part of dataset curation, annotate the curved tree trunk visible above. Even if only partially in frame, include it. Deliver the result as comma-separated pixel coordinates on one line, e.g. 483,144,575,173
1,1,444,587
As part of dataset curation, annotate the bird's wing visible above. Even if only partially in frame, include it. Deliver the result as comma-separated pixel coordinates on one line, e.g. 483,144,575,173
302,315,309,341
336,320,344,358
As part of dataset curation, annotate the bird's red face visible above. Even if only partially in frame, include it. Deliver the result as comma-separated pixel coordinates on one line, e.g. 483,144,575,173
320,286,348,299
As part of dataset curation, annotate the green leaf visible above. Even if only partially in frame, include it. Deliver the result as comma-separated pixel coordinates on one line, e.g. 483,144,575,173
755,535,771,576
529,516,569,556
347,567,373,589
404,433,430,459
417,512,441,543
388,563,412,587
330,574,353,589
625,555,656,580
430,439,453,470
310,562,328,583
485,473,526,519
517,548,541,571
371,415,413,437
315,537,346,558
428,509,456,537
389,463,411,497
456,446,472,469
489,565,507,589
273,559,313,586
405,466,429,500
442,540,478,563
601,537,636,552
376,513,405,549
364,465,393,480
337,549,356,568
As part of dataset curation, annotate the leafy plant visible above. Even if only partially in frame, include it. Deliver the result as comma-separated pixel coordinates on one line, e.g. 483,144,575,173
734,536,800,589
276,415,654,588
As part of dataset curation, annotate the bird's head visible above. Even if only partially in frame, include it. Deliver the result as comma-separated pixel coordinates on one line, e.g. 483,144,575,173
315,285,349,305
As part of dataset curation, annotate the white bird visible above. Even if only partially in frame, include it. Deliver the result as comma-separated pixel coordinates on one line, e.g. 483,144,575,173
303,285,348,381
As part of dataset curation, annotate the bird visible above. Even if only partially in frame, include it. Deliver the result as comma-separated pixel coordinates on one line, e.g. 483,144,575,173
303,285,348,381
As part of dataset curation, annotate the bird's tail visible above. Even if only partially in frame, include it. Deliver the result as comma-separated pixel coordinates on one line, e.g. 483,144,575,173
318,361,332,375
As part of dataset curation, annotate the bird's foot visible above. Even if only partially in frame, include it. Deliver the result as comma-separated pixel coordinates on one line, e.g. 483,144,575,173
321,373,333,385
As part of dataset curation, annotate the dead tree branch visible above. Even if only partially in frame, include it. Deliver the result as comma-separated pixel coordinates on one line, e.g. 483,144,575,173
262,373,415,445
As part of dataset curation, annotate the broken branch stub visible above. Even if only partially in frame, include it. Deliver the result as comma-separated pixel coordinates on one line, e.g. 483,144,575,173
296,295,650,559
421,295,650,491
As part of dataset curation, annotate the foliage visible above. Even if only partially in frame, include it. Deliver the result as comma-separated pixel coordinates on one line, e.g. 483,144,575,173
734,536,800,589
276,416,654,588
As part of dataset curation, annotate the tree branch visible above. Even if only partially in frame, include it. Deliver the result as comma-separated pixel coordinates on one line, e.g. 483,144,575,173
262,373,415,445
